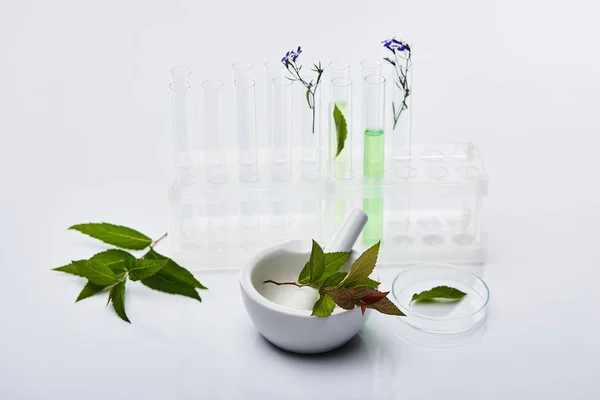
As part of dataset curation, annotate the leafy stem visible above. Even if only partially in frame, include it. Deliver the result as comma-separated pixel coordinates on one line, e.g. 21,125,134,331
264,240,405,318
54,223,207,324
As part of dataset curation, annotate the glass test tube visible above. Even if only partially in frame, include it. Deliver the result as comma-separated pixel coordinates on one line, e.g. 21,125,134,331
301,75,322,181
360,60,381,158
232,62,253,80
170,67,192,83
169,80,195,184
265,61,285,171
330,77,353,180
201,80,227,184
362,75,385,245
270,76,293,181
330,77,354,230
391,63,413,164
329,61,350,79
363,75,386,179
234,78,259,182
361,60,382,80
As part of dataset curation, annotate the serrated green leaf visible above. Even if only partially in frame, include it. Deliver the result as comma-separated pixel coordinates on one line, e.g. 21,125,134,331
298,261,312,284
90,249,134,275
322,252,350,278
145,249,207,289
342,241,380,288
309,240,326,283
128,259,168,281
53,260,88,277
77,260,119,286
69,223,152,250
333,104,347,158
141,273,201,302
324,287,357,310
355,278,380,289
76,281,107,302
311,292,336,317
410,286,467,305
321,272,347,289
110,280,130,323
367,297,405,316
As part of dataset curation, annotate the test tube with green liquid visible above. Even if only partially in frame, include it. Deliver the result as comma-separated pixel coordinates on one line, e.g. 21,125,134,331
362,75,386,245
363,75,386,179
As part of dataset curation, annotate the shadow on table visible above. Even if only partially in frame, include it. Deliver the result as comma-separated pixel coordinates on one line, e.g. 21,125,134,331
229,332,376,398
259,334,367,362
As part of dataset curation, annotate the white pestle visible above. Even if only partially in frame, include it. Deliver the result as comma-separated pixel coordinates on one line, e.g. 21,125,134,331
324,208,369,253
281,209,369,310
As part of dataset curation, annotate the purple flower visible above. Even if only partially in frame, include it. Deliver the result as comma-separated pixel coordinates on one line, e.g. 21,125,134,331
281,46,302,65
382,37,410,52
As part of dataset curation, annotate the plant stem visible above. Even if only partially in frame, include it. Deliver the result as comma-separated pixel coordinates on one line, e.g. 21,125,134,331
284,60,321,134
151,232,168,248
389,48,411,130
312,104,316,133
140,232,168,259
263,279,309,287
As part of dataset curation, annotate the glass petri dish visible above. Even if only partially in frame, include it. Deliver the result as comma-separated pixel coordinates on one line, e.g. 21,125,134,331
391,263,489,334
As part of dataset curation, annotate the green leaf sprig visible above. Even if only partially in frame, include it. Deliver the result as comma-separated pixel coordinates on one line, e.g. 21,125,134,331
264,240,405,318
410,286,467,305
53,223,207,323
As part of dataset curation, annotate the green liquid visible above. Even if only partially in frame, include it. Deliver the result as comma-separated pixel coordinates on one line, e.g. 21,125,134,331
364,129,384,179
363,197,383,246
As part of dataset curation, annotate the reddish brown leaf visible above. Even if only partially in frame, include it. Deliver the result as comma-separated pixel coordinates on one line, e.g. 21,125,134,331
360,302,367,315
325,288,358,310
359,291,390,305
353,287,379,298
366,297,405,316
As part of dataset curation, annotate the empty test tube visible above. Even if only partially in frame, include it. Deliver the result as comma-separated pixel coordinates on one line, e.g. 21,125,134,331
232,62,253,81
170,67,192,83
265,61,285,160
201,80,227,184
361,60,382,80
234,78,259,182
270,76,293,181
329,61,350,79
169,80,195,185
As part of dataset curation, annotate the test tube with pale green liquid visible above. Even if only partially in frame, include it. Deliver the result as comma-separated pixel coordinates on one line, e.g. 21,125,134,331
362,75,386,245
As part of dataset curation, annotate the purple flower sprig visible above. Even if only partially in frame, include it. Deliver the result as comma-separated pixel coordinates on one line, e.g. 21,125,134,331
382,37,412,129
281,46,324,134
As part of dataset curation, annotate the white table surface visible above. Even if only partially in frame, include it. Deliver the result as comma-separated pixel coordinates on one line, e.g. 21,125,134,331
2,0,600,398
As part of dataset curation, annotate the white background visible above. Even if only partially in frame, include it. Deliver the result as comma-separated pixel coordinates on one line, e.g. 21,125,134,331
1,0,600,398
